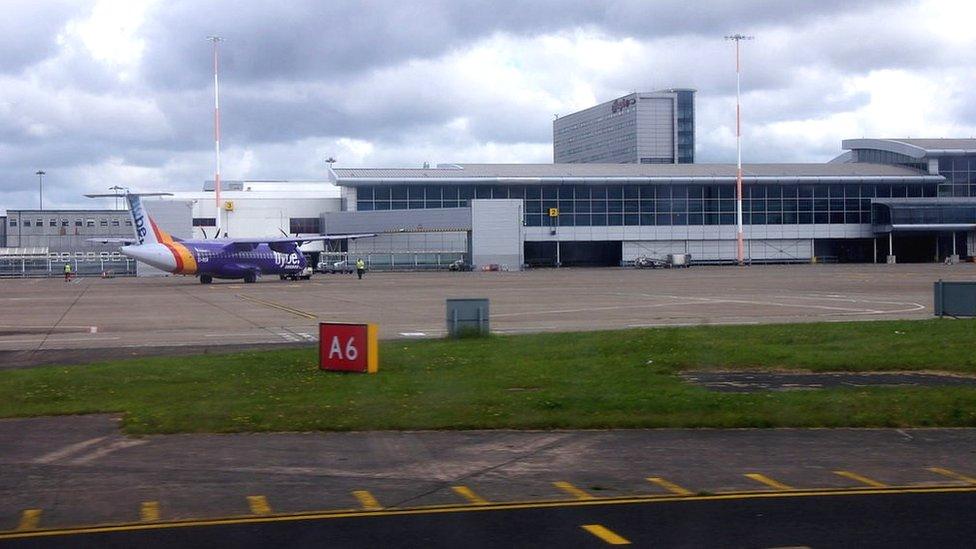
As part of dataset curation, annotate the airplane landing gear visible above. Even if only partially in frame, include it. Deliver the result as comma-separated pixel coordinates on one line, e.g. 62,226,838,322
243,272,257,283
199,274,213,284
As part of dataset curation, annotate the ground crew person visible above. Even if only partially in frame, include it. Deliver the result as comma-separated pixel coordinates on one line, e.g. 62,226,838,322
63,263,72,282
355,258,366,280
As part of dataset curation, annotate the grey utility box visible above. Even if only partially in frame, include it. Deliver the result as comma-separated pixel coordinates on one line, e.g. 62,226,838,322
934,280,976,317
446,298,490,337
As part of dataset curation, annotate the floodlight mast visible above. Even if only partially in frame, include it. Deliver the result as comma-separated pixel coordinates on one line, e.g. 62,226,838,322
725,33,753,266
208,35,223,237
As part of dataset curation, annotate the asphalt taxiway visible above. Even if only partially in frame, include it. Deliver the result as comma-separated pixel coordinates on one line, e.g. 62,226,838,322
1,263,970,365
2,415,975,544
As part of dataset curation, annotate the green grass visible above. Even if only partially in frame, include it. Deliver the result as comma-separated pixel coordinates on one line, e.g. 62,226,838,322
1,319,975,434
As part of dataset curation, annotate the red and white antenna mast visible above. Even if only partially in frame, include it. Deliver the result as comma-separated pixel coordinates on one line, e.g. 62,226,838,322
725,33,753,266
207,35,224,237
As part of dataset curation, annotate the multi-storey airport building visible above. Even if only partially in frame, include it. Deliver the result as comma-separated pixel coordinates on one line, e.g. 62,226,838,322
328,138,975,267
553,89,696,164
3,137,975,275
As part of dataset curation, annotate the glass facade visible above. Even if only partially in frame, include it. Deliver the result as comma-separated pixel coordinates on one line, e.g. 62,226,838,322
355,182,938,227
937,155,976,197
676,90,695,164
872,203,976,226
851,149,926,171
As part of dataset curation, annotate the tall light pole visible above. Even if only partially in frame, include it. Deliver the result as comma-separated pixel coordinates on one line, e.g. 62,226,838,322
207,35,224,237
35,170,45,210
725,33,753,266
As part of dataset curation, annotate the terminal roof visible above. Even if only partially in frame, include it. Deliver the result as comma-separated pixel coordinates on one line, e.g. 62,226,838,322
334,163,938,182
842,138,976,157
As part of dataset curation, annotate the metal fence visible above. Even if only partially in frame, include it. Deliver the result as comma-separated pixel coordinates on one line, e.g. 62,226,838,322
319,251,466,271
0,257,136,278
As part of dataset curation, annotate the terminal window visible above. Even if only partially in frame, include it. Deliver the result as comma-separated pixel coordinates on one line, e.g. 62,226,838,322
289,218,321,234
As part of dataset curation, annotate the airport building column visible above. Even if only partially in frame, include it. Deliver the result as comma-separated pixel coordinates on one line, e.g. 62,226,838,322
887,232,896,264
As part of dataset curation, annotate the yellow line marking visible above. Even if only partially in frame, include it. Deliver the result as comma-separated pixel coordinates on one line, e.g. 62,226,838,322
247,495,271,515
744,473,793,491
2,486,975,541
17,510,41,531
582,524,631,545
140,501,160,522
553,481,595,500
927,467,976,484
646,477,693,496
237,294,317,320
833,470,887,488
352,490,383,511
451,485,489,505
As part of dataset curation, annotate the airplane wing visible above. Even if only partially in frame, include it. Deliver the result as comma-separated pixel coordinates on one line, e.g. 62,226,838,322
225,234,377,245
222,234,377,252
86,237,138,244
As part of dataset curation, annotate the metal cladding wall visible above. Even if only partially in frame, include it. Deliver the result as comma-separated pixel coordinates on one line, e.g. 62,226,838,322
636,96,675,162
470,199,523,269
4,210,132,253
321,207,471,235
138,200,193,277
349,232,467,254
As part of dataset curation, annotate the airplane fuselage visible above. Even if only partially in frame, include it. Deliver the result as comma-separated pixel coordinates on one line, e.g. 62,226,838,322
121,240,308,280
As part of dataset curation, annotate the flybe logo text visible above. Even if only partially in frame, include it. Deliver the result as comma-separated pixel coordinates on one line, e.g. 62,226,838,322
274,252,302,269
132,203,148,244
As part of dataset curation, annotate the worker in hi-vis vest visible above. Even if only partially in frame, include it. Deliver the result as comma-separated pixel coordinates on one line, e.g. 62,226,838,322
356,258,366,280
63,263,72,282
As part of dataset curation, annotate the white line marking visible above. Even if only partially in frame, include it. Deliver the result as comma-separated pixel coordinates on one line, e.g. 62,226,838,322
34,437,109,464
69,439,148,465
399,332,428,337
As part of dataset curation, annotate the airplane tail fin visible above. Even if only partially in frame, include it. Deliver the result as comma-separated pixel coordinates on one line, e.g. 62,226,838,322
126,194,182,246
85,192,175,246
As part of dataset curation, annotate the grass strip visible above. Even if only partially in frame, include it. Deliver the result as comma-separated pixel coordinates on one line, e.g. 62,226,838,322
0,318,974,433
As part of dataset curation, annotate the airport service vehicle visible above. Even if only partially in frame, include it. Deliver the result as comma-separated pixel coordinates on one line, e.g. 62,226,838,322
317,260,354,274
88,193,374,284
280,266,313,281
634,256,667,269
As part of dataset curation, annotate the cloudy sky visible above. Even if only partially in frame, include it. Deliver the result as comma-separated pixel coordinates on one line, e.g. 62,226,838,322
2,0,975,211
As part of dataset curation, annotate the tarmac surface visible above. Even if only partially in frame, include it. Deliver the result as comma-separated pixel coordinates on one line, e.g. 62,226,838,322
1,414,975,541
1,263,972,366
3,264,976,545
4,490,975,548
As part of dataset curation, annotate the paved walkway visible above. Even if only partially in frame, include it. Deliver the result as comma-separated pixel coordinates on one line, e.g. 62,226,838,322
2,415,975,533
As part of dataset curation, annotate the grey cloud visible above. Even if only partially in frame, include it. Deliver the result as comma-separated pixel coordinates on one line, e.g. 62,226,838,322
0,0,88,74
139,0,905,90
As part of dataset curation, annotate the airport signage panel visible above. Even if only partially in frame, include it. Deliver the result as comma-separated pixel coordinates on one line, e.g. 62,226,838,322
319,322,379,373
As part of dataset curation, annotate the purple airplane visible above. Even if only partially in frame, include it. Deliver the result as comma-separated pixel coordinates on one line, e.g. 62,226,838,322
88,193,374,284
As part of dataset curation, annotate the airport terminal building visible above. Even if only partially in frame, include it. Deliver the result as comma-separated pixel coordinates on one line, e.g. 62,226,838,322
328,138,976,267
3,137,975,276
